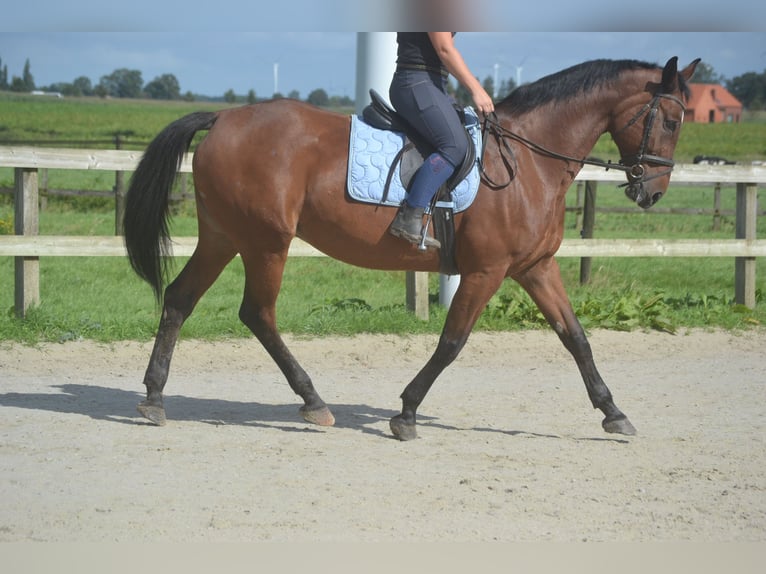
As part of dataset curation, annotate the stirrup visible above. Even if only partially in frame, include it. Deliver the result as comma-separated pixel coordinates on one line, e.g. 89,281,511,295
418,211,439,251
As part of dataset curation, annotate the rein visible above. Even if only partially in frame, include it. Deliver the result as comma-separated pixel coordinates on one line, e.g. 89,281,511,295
479,92,686,190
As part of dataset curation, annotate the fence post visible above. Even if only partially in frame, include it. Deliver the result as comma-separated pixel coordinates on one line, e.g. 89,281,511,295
712,183,721,231
40,168,49,212
179,173,189,206
734,182,757,308
406,271,429,320
114,134,126,235
14,167,40,317
574,182,584,231
579,180,597,285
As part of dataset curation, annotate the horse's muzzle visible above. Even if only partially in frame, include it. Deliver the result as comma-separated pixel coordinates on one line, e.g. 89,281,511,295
625,183,663,209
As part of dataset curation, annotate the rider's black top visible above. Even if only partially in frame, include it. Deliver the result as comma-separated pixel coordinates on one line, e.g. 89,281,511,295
395,33,453,77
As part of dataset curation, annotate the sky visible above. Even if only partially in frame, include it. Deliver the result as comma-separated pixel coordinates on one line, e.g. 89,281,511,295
1,1,765,100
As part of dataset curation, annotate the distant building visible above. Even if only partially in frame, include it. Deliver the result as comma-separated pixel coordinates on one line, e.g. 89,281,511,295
31,90,63,98
685,84,742,123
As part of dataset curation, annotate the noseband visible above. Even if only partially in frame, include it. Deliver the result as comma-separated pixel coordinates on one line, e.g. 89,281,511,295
479,92,686,190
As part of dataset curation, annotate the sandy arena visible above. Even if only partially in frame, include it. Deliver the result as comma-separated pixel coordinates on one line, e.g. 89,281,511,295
1,328,764,542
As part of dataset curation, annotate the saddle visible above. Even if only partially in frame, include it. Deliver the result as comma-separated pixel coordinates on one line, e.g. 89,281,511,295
360,90,477,274
361,90,477,200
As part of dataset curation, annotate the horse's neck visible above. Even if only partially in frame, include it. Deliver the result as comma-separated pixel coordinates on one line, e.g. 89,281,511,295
502,91,618,162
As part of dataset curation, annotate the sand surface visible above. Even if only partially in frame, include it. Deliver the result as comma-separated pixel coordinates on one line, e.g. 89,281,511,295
1,328,764,541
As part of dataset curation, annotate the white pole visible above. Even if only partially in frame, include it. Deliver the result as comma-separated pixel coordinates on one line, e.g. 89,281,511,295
439,273,461,308
354,32,397,115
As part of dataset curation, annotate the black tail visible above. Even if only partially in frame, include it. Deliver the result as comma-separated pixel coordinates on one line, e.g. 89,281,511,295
123,111,217,301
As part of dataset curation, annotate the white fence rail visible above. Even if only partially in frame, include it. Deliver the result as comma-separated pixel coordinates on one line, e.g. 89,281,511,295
2,147,764,318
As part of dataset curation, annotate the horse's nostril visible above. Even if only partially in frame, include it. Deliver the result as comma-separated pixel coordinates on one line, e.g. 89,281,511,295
651,192,663,205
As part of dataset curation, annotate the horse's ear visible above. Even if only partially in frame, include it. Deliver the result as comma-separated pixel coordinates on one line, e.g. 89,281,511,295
661,57,679,92
680,58,702,82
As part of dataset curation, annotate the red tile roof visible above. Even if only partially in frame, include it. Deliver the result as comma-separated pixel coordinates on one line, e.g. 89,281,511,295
687,84,742,110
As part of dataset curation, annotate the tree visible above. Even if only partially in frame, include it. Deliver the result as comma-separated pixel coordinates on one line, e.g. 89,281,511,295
288,89,300,100
307,88,329,107
94,83,108,98
482,75,495,100
689,61,724,84
98,68,143,98
9,76,28,92
44,81,72,95
329,95,354,108
727,71,766,110
9,58,35,92
223,89,237,103
0,57,8,90
247,89,257,104
144,73,181,100
453,80,472,108
22,59,34,91
497,77,516,100
49,76,94,97
72,76,93,96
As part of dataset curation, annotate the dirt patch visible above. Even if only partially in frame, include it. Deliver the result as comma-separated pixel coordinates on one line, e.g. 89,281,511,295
1,329,764,541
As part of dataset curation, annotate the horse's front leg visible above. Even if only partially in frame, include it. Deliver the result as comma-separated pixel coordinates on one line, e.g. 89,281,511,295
390,270,506,440
516,257,636,435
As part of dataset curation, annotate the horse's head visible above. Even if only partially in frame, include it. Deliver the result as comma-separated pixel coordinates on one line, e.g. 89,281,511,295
610,57,700,209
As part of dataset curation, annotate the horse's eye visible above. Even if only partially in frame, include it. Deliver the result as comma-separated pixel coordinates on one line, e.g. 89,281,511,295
663,119,679,133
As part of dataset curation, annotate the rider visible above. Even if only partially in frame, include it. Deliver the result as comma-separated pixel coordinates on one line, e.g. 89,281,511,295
388,32,495,249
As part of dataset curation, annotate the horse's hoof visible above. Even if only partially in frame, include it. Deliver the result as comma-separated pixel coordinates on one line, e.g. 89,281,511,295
137,401,167,426
390,415,418,441
300,405,335,427
603,415,636,436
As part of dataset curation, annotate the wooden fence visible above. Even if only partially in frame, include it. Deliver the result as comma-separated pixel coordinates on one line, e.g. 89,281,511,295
1,146,764,319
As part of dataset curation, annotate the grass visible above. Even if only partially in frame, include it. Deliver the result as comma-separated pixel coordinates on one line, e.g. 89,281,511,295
0,92,227,147
591,122,766,163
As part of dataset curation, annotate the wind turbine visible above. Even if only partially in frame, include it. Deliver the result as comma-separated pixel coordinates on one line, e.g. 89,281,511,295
273,62,279,96
515,56,527,88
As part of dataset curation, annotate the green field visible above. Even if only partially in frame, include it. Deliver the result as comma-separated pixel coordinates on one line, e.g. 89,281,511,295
1,93,764,343
2,92,765,159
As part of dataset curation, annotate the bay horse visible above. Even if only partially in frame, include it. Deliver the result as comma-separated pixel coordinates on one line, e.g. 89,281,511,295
124,56,699,440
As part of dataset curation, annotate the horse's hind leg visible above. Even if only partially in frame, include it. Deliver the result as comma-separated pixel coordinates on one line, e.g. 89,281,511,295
238,251,334,426
138,234,236,425
516,257,636,435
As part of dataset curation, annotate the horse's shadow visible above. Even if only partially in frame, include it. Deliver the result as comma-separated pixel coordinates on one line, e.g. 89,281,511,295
0,384,628,443
0,383,404,439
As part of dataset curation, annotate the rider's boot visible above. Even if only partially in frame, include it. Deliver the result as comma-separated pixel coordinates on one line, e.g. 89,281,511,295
389,203,440,249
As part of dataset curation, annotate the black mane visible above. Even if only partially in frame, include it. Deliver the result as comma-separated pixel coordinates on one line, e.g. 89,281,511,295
501,59,659,115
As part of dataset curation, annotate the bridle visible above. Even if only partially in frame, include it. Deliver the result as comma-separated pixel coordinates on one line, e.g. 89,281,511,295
479,92,687,191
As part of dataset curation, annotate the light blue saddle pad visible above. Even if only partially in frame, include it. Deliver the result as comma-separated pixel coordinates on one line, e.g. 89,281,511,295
346,107,482,213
